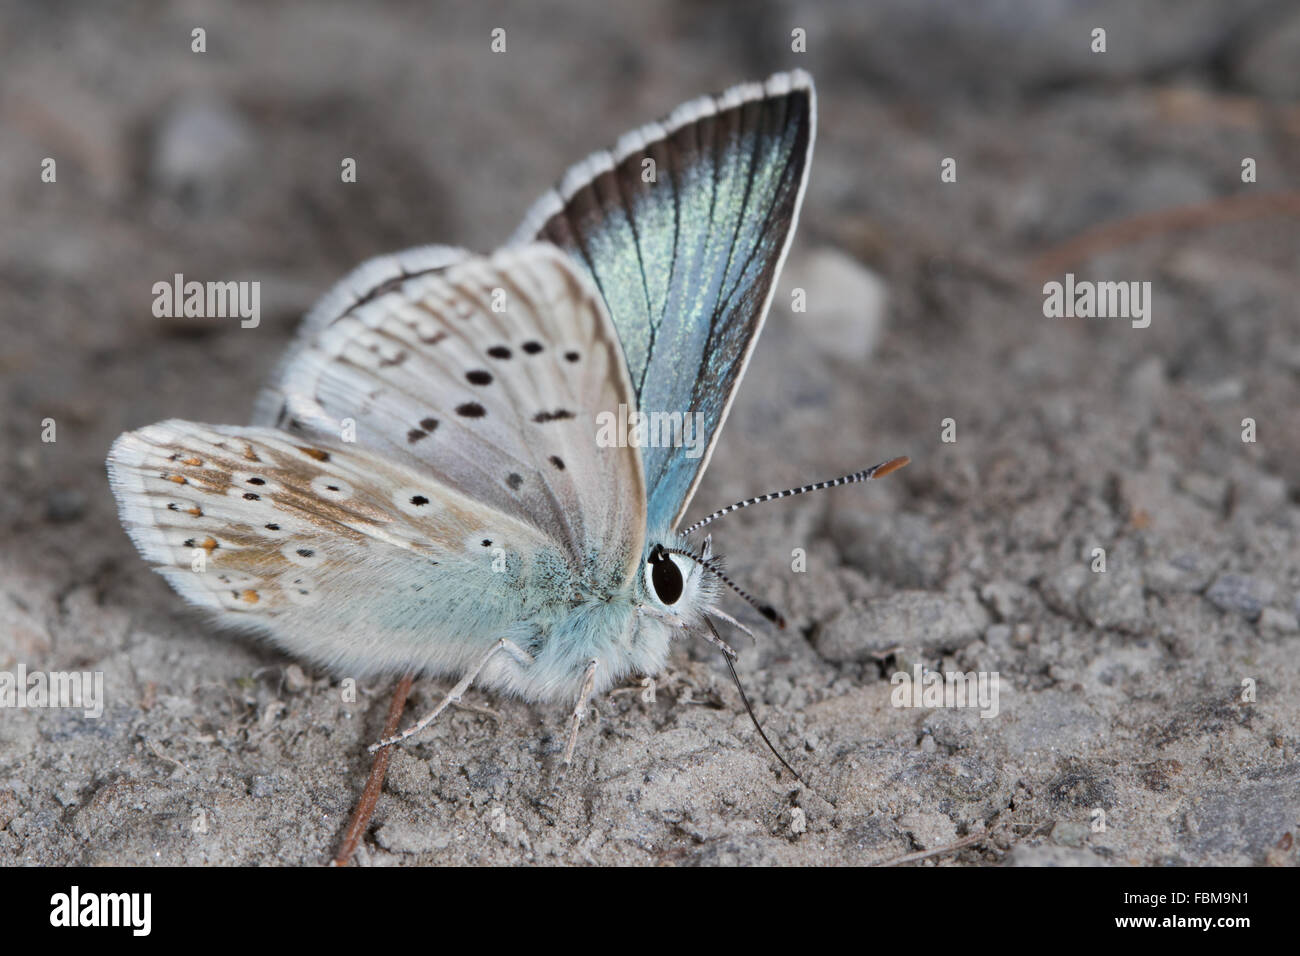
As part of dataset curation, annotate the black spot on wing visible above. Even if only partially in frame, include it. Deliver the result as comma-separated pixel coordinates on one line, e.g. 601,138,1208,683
407,416,440,443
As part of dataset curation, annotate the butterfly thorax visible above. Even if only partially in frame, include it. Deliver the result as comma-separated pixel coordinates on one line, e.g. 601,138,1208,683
475,528,717,703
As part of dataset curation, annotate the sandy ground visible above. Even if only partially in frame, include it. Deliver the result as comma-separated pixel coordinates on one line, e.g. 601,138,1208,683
1,1,1298,865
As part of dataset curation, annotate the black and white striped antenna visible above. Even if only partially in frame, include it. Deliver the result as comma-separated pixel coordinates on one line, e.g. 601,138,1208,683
663,545,787,628
681,456,910,537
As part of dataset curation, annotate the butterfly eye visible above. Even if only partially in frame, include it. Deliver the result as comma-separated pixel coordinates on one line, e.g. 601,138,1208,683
647,547,685,606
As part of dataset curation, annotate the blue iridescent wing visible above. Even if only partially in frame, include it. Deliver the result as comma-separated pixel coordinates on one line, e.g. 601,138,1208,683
510,71,816,530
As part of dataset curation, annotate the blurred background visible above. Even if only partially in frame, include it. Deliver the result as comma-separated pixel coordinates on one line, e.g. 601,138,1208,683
1,1,1297,865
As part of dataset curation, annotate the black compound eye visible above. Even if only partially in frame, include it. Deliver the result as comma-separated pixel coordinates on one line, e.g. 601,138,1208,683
648,548,684,605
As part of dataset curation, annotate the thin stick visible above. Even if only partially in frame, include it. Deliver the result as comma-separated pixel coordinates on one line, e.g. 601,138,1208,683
332,673,414,867
1028,191,1300,278
872,830,987,867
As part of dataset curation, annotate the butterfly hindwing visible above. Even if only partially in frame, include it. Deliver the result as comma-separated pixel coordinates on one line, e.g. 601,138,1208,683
106,419,565,678
511,70,816,529
252,244,469,428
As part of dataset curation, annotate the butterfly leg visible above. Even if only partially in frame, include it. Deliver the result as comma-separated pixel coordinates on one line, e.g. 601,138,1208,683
698,621,739,659
368,638,533,751
561,658,599,765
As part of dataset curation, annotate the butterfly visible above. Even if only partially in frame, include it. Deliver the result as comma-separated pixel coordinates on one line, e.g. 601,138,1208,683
107,69,907,769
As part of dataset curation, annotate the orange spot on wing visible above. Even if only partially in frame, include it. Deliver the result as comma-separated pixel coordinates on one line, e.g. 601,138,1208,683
199,536,218,552
167,475,187,484
182,456,203,466
241,589,259,604
298,446,330,462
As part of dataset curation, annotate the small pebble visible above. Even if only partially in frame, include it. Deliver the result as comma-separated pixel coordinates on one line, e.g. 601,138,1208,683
781,247,887,364
151,96,255,211
375,821,449,855
284,664,310,694
1206,574,1275,621
1258,607,1298,635
1052,822,1091,848
788,807,807,836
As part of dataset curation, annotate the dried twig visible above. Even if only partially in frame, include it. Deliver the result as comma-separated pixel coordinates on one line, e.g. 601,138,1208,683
872,830,988,867
1028,191,1300,278
332,673,414,867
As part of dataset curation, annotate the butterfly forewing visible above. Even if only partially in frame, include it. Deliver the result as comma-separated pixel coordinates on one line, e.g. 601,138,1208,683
511,71,815,530
268,245,645,577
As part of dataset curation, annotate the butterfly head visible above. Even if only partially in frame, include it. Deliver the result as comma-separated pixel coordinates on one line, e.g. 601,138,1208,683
635,531,782,648
637,534,720,628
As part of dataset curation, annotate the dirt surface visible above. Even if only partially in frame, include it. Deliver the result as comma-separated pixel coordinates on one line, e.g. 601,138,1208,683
2,1,1298,866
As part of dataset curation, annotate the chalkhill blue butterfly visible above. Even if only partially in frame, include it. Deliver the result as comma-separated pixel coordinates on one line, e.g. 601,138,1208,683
107,69,907,775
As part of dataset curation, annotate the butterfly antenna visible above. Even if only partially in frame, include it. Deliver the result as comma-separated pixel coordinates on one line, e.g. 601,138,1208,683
664,546,787,629
682,456,911,536
707,618,802,782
